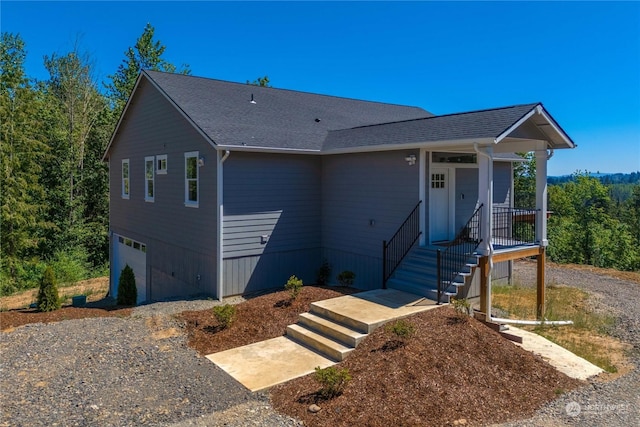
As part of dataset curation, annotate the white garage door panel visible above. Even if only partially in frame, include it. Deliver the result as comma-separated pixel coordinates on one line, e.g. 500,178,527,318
113,234,147,305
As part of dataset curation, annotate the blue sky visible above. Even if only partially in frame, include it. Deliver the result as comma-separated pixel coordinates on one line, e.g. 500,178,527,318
3,1,639,175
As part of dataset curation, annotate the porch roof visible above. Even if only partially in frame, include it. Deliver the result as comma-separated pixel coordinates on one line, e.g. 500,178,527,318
323,103,575,152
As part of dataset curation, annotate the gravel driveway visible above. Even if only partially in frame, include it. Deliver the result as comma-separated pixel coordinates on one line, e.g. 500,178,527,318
0,299,300,427
1,261,638,426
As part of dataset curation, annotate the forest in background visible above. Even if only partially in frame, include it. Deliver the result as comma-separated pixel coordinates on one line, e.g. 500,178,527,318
1,26,638,296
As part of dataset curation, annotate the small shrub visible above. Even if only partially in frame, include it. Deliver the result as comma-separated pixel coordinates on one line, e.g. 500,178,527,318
117,264,137,305
337,270,355,287
37,266,61,312
212,304,237,329
451,298,472,317
316,260,331,286
314,366,351,399
386,319,416,340
285,275,303,299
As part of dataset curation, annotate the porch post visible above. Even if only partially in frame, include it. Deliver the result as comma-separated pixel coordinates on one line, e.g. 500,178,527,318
477,146,493,318
535,149,548,246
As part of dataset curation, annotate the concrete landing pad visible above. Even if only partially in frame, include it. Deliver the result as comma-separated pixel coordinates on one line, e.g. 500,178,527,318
206,336,335,391
507,326,604,380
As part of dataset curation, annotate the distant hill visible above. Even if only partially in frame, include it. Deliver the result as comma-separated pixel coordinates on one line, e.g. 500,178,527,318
548,172,640,185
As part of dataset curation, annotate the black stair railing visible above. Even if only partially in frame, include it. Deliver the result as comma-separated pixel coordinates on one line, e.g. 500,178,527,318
437,204,483,304
382,201,422,288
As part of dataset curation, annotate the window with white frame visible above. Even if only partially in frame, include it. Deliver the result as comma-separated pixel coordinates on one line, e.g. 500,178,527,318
122,159,130,199
145,156,154,202
156,154,167,175
184,151,199,207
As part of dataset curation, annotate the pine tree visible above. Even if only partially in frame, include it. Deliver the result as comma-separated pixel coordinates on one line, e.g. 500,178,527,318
37,266,61,312
117,264,137,305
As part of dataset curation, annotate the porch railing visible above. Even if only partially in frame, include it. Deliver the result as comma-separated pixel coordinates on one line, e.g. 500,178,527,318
382,201,422,288
437,204,483,304
492,207,539,247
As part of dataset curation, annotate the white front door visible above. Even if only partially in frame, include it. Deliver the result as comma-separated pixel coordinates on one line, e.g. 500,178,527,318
430,168,451,242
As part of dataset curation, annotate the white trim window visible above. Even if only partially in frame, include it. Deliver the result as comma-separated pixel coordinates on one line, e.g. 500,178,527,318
156,154,167,175
122,159,130,199
144,156,154,202
184,151,199,207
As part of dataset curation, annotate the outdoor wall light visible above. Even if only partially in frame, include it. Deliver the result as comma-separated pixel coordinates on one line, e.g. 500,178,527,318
198,156,205,167
405,154,416,165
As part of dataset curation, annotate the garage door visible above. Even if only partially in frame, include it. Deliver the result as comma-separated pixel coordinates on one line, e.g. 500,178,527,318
112,234,147,304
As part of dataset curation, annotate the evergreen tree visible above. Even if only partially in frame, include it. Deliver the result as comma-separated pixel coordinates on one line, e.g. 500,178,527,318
117,264,137,305
37,266,61,312
513,152,536,209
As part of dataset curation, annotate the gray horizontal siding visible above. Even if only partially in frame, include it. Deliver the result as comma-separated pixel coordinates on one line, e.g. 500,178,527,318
223,248,320,296
321,248,381,291
493,162,512,207
223,152,321,258
321,150,420,262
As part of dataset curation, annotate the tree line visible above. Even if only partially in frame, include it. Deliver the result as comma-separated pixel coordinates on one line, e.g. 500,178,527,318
515,156,640,272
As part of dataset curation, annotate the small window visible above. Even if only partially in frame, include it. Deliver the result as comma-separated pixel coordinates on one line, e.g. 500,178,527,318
156,154,167,175
431,173,446,189
145,156,154,202
184,151,199,207
121,159,130,199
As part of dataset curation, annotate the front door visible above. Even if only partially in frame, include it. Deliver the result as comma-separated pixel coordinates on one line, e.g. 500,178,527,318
430,168,451,242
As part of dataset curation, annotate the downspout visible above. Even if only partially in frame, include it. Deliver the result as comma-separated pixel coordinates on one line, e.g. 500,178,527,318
217,150,230,301
474,143,494,319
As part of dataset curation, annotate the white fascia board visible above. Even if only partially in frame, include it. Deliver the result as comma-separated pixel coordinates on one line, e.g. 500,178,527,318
536,106,576,148
494,106,538,144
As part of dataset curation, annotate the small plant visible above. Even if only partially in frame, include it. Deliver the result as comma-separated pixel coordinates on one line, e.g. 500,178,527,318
212,304,237,329
337,270,355,287
316,260,331,286
285,275,303,299
314,366,351,399
386,319,416,340
451,298,472,317
117,264,137,305
37,266,61,312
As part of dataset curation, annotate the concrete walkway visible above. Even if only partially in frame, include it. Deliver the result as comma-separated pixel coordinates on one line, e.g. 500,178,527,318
206,289,440,391
506,326,604,380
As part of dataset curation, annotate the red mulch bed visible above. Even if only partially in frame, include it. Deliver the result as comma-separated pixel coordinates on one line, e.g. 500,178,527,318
270,307,584,427
0,306,132,331
178,286,358,355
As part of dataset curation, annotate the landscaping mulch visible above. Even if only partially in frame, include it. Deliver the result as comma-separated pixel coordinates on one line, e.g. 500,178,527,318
0,305,132,331
178,285,357,355
270,306,584,427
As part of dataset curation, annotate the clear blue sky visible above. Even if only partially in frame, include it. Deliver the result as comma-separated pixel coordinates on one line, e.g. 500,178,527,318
3,1,639,176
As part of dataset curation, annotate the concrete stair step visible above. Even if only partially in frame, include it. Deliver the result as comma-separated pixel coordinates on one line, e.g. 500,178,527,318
286,324,354,362
310,303,370,334
298,312,367,347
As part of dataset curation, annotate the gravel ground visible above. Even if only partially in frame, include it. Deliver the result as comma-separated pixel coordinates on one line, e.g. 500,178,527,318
0,297,300,427
494,261,640,427
1,261,638,426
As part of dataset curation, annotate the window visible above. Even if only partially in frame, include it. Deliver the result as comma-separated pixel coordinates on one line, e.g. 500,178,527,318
145,156,154,202
122,159,130,199
431,173,446,189
156,154,167,175
184,151,199,207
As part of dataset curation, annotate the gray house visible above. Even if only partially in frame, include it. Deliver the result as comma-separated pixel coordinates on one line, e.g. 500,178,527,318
103,70,574,314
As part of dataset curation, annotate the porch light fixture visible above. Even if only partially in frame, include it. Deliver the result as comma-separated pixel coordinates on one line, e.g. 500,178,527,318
198,156,205,167
405,154,416,166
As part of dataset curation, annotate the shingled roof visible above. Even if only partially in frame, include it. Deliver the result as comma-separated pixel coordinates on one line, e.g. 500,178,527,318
105,71,574,156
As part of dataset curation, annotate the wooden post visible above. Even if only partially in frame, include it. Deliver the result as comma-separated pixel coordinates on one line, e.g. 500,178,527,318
536,248,546,320
479,256,489,314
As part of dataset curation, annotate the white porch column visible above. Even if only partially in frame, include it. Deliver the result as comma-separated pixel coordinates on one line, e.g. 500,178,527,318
477,146,493,255
535,149,548,246
419,149,426,246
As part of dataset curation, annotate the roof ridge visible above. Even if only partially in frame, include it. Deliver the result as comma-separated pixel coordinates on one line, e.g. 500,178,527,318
143,69,431,112
329,102,541,133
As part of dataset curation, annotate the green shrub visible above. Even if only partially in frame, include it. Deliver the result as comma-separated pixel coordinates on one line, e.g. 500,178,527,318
316,260,331,286
285,275,303,299
117,264,137,305
451,298,472,317
314,366,351,399
337,270,355,287
386,319,416,340
212,304,236,329
37,266,61,312
50,248,90,285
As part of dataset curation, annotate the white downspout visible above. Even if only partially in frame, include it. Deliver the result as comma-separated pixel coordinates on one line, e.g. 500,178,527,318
216,150,230,301
474,143,494,319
